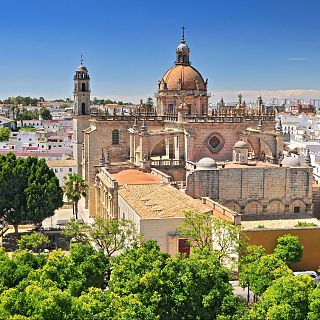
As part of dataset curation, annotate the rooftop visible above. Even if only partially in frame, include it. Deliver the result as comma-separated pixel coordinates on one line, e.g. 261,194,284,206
112,169,161,185
221,161,278,169
241,214,320,230
118,183,211,219
46,159,77,167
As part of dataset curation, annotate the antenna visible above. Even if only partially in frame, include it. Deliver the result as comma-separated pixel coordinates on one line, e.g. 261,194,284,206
80,54,84,65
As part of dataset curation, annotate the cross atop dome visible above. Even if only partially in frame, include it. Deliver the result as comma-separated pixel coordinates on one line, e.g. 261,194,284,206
181,26,186,44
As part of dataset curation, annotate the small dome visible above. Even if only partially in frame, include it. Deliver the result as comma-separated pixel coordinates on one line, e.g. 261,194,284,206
196,157,217,170
161,65,206,91
76,65,88,72
177,43,189,51
281,156,301,167
233,140,248,149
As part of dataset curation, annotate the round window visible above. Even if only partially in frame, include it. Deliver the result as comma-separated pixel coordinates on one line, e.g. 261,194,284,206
209,136,220,149
206,133,225,153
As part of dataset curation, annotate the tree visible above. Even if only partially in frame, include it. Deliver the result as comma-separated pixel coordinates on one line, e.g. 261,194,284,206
246,254,292,297
308,285,320,320
40,107,52,120
63,173,87,220
63,218,139,258
90,218,139,258
239,245,266,301
0,127,10,142
250,275,314,320
0,153,63,233
177,210,243,264
18,233,50,253
273,234,304,265
109,241,246,320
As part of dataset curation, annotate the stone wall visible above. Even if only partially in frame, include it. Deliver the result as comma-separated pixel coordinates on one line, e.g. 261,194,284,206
244,227,320,271
186,166,313,215
312,186,320,218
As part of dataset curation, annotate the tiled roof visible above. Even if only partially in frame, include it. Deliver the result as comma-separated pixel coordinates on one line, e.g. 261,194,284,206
118,183,211,219
112,169,161,185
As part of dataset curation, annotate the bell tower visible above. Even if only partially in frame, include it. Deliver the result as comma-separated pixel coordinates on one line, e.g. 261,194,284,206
73,55,90,115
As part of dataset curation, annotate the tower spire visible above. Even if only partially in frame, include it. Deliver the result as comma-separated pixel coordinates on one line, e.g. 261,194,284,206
181,26,185,44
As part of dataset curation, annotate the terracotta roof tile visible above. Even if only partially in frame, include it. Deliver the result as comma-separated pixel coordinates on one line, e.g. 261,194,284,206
118,183,211,219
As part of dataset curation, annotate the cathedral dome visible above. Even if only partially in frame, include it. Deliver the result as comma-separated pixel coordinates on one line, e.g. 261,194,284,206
281,156,301,167
161,65,206,91
177,42,189,51
196,157,217,170
76,65,88,72
233,140,248,149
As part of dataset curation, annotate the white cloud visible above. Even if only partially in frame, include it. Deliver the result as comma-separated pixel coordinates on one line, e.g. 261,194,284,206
287,57,307,61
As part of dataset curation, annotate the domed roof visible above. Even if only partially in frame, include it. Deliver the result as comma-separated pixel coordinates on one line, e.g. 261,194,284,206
233,140,248,148
161,65,206,91
112,169,161,185
177,42,189,51
281,156,301,167
76,64,88,72
196,157,217,170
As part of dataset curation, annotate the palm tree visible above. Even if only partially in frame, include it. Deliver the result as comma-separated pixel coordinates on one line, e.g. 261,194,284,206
64,173,87,220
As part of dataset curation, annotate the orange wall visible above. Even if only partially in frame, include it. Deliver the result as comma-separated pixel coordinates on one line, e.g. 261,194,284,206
243,227,320,271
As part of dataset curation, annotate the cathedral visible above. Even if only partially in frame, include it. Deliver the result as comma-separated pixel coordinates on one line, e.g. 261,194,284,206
72,32,313,227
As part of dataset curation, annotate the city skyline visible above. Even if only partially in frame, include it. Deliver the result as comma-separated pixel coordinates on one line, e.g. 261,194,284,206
1,0,320,103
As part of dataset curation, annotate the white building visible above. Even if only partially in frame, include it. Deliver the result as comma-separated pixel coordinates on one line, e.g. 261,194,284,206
46,159,77,186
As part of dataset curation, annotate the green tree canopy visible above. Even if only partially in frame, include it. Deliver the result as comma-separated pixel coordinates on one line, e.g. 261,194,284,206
18,233,50,253
40,107,52,120
0,153,63,233
250,275,314,320
109,241,246,320
0,127,10,142
273,234,304,265
177,210,243,265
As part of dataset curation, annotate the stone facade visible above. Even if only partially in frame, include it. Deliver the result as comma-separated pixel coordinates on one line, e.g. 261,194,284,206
73,33,292,217
186,164,313,215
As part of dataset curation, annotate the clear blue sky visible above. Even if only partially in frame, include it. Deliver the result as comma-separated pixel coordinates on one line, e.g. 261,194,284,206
1,0,320,103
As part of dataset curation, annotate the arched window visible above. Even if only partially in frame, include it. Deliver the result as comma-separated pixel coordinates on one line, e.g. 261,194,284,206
112,129,120,145
81,103,86,115
81,83,86,91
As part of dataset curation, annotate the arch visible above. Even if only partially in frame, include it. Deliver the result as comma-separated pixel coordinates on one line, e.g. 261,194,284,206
245,200,262,215
81,103,86,115
112,129,120,145
290,199,306,214
267,199,285,214
224,201,241,214
150,138,167,158
81,83,86,92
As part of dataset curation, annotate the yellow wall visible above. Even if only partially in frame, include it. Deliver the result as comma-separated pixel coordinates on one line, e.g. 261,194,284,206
243,228,320,271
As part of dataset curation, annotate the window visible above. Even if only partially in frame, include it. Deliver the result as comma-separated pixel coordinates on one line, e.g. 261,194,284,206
81,103,86,115
112,129,120,145
54,169,58,173
81,83,86,91
69,168,72,172
167,104,174,114
178,239,190,256
60,168,63,172
294,206,300,213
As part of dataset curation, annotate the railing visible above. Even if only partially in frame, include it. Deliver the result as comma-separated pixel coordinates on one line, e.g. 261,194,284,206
90,111,275,123
150,159,185,168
